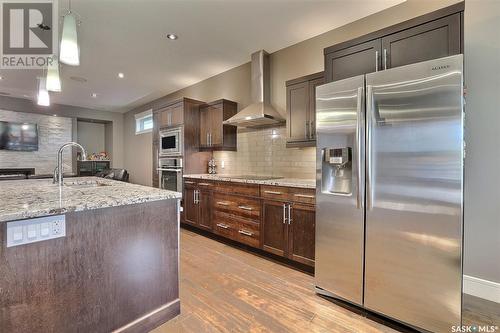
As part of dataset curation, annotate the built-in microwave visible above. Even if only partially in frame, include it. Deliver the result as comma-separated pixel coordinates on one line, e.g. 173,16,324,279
159,127,183,156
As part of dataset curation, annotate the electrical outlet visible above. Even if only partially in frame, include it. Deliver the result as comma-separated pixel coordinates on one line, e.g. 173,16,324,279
7,215,66,247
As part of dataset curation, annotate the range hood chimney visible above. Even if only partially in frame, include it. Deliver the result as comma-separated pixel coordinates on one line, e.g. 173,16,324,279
223,50,284,127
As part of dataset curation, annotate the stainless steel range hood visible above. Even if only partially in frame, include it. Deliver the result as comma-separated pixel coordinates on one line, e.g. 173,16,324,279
223,50,284,127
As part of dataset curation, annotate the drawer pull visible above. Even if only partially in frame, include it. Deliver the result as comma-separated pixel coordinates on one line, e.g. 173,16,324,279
238,205,253,211
198,183,211,186
216,201,230,206
264,190,283,195
184,181,195,184
238,230,254,236
294,194,315,199
216,223,230,229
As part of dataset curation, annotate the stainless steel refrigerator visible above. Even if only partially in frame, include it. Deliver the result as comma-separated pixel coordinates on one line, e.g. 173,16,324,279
315,54,464,333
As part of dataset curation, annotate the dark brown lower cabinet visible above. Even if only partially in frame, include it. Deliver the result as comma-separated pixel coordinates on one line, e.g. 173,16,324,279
262,200,288,257
198,188,212,230
288,203,315,266
184,185,198,226
262,200,315,267
183,179,315,266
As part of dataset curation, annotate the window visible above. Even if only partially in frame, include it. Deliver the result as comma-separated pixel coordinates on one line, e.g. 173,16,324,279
135,109,153,135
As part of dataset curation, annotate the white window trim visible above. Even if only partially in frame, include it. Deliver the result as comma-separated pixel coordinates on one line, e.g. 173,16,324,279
135,109,153,135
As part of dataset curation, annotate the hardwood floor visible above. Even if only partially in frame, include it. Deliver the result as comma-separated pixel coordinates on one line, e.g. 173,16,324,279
153,229,500,333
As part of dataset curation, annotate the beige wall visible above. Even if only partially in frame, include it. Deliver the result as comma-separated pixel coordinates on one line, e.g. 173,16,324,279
463,0,500,283
77,121,105,156
124,0,459,186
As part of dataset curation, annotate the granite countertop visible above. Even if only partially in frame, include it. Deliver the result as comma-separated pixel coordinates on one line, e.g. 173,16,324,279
183,174,316,189
0,177,181,223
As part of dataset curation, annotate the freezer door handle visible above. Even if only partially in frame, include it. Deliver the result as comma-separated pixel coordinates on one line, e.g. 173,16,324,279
356,86,364,210
366,85,374,210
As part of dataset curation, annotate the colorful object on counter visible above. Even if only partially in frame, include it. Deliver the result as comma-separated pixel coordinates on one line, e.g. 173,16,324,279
87,152,109,161
208,158,217,174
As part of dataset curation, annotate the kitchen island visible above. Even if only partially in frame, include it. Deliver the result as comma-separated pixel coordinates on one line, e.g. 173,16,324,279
0,177,181,333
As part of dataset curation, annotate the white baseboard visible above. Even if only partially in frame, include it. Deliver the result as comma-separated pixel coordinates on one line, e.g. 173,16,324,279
463,275,500,303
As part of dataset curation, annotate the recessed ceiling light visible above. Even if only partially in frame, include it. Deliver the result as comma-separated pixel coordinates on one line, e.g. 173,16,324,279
0,76,4,80
118,72,125,79
91,93,97,98
53,114,57,117
166,33,178,40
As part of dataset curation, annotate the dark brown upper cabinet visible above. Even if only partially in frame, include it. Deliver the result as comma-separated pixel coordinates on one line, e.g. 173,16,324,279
324,2,463,83
286,72,324,148
199,99,237,151
325,40,381,82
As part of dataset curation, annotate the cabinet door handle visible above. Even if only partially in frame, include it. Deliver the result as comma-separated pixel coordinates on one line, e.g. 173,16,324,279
294,194,315,199
216,223,229,229
209,133,212,146
305,121,309,139
383,49,388,70
264,190,283,195
310,120,315,139
238,230,254,237
206,133,209,146
375,50,379,72
238,205,253,211
283,204,287,224
288,204,292,225
193,190,197,204
216,201,229,206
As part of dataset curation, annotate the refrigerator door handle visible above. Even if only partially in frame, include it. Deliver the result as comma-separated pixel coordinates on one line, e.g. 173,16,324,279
356,86,364,209
366,85,373,210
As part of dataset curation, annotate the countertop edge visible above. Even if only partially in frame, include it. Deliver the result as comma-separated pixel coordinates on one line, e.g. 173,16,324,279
183,174,316,189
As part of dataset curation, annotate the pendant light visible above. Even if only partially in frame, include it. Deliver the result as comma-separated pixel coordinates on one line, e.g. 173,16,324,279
60,0,80,66
46,57,61,92
37,77,50,106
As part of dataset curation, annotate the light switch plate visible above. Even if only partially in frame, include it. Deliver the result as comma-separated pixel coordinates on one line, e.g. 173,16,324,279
6,215,66,247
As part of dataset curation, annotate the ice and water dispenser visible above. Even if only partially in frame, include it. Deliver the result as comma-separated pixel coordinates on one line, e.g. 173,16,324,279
321,147,352,195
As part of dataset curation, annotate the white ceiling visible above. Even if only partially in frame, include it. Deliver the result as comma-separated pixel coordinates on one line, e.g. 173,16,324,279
0,0,403,112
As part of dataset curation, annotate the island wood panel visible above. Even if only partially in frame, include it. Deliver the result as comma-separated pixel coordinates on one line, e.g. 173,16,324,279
0,200,180,333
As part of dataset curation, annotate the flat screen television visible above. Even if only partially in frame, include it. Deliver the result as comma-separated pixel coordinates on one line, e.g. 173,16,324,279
0,121,38,151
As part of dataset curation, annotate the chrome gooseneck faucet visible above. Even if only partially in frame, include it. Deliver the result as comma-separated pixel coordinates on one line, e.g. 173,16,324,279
53,142,87,185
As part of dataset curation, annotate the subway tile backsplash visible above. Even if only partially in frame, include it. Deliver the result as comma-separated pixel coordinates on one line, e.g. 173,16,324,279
213,126,316,179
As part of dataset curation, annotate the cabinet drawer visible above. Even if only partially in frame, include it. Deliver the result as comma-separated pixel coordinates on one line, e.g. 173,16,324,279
260,186,289,201
236,222,260,248
213,193,261,220
214,182,259,197
213,212,238,239
261,186,316,204
213,211,260,248
288,187,315,204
